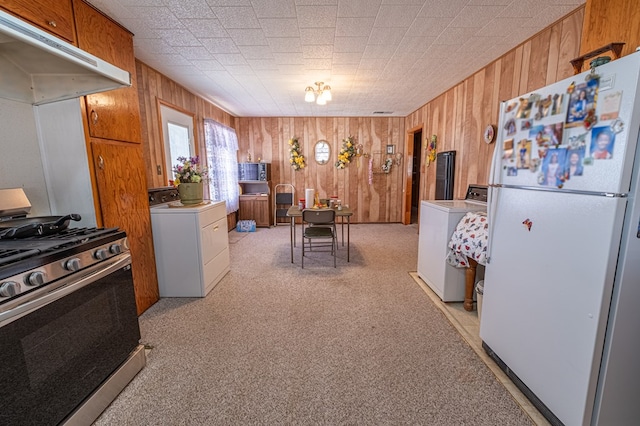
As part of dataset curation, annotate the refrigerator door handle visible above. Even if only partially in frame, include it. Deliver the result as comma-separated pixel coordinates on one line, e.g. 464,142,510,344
486,101,507,265
488,101,506,187
486,185,501,264
490,183,626,198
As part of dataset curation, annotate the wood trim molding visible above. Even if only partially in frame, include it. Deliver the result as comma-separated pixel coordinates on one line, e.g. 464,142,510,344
403,125,423,225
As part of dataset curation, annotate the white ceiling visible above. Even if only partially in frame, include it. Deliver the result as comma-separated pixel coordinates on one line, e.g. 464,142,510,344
87,0,585,117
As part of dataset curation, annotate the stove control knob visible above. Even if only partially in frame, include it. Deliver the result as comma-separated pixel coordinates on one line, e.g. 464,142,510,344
94,248,109,260
26,271,45,287
0,281,20,297
109,244,122,255
64,258,81,272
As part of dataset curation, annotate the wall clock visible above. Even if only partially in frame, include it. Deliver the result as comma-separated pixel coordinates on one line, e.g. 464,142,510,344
484,124,496,144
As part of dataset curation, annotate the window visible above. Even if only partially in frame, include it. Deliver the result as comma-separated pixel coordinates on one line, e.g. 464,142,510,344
204,119,239,214
160,104,195,184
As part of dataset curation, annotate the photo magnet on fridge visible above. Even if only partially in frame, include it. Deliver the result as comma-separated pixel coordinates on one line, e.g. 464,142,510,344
590,126,615,159
566,79,599,128
502,138,514,162
516,96,534,119
540,147,567,187
565,147,585,179
534,95,553,120
551,93,564,116
504,118,517,136
600,91,622,121
517,139,531,169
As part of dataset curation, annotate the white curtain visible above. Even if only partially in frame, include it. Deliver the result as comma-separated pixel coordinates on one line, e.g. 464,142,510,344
204,119,239,214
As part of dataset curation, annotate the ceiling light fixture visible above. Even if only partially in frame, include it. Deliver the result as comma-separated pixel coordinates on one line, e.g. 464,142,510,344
304,81,332,105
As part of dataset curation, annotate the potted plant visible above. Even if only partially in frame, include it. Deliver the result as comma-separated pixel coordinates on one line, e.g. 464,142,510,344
173,156,208,205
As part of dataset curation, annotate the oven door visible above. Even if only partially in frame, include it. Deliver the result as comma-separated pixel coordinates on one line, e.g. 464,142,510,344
0,253,141,425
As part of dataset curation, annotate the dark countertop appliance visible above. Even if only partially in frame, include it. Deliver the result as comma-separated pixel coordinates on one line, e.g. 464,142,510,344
436,150,456,200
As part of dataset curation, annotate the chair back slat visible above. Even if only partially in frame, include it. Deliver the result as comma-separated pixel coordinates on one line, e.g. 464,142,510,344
302,209,335,224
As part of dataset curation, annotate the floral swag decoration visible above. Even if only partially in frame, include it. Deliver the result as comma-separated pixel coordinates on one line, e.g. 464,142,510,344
381,158,393,173
335,136,356,169
288,137,306,170
172,156,208,187
425,134,437,167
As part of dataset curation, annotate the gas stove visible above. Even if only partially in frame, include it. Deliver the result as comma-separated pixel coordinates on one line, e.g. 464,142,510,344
0,227,127,309
0,189,143,426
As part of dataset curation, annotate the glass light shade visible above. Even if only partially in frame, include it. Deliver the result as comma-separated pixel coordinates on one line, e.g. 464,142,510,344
316,94,326,105
304,87,315,102
322,86,332,101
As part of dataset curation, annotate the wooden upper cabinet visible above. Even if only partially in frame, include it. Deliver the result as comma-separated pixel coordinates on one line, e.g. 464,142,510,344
73,0,142,144
0,0,76,44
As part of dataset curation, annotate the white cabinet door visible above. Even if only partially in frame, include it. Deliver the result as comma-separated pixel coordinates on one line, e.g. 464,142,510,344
151,201,229,298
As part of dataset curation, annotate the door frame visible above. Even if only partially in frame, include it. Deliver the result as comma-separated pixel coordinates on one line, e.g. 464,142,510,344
402,125,423,224
157,99,198,186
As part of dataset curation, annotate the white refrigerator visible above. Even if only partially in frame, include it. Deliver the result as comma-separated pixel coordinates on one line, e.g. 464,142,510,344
481,51,640,426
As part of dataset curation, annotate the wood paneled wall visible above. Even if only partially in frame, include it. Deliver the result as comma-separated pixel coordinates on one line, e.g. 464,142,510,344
236,117,405,223
135,60,236,189
134,6,588,224
581,0,640,59
405,7,584,202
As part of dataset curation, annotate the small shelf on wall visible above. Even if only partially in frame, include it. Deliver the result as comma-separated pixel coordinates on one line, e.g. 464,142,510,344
370,151,393,175
569,42,625,74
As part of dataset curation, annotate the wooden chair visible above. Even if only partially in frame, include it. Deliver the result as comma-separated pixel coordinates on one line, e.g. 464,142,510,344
301,209,337,268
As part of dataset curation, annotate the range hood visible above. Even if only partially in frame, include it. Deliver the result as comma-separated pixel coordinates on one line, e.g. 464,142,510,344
0,9,130,105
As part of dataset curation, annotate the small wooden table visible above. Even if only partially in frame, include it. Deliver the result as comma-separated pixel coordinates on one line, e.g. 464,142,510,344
286,206,353,263
464,259,479,312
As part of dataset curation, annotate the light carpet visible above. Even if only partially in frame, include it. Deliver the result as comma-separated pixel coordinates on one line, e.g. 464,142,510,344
94,224,532,425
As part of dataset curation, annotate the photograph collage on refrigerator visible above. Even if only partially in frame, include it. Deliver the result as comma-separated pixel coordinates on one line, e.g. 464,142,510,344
500,73,625,188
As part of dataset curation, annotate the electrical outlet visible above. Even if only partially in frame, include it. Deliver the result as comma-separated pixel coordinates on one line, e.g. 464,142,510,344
156,165,162,175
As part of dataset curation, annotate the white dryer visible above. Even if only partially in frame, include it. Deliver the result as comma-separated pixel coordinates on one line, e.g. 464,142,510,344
417,185,487,302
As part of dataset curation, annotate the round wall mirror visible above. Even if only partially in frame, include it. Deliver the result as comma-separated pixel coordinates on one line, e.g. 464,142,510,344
314,140,331,165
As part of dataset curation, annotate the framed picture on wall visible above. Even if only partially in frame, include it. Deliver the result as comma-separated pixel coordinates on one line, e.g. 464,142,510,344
386,144,395,154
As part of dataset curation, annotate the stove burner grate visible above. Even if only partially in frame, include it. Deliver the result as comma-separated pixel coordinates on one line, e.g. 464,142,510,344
0,227,120,268
0,248,40,265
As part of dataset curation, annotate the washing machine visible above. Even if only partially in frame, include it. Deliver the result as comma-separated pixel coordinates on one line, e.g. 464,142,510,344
417,185,487,302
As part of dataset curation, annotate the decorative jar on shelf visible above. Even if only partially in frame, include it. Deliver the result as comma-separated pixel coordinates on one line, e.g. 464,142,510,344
178,182,204,205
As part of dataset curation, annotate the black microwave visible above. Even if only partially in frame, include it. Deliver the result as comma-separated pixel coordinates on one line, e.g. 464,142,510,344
238,162,270,181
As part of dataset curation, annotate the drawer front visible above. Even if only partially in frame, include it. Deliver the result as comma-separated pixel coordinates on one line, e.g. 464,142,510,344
200,202,226,228
203,247,230,296
201,217,228,264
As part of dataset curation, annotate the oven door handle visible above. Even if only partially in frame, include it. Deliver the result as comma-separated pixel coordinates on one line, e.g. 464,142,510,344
0,253,132,327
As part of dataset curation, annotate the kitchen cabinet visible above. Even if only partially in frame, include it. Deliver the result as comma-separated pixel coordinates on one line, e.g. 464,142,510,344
91,140,159,312
3,0,158,314
72,0,142,144
0,0,76,44
150,201,230,297
239,181,272,227
73,0,157,314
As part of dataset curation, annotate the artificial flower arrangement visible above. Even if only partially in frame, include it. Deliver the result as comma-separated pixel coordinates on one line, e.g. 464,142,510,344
172,156,208,187
288,137,306,170
335,136,356,169
381,157,393,173
425,134,437,166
